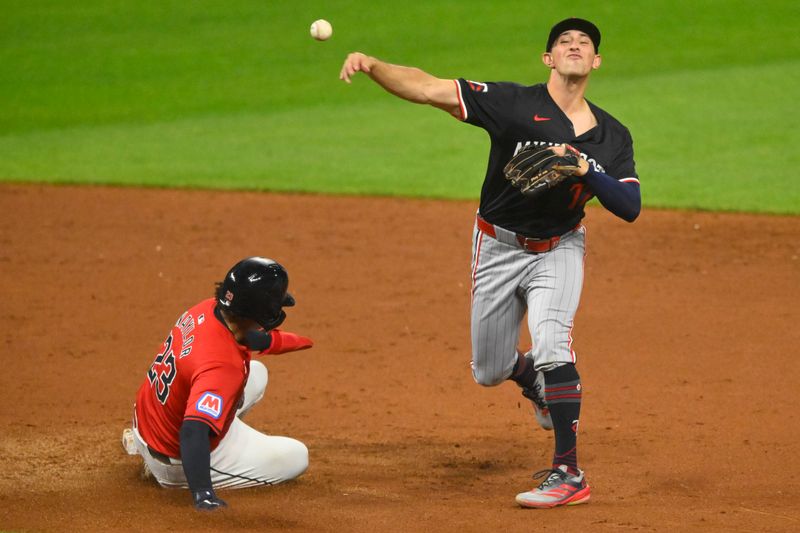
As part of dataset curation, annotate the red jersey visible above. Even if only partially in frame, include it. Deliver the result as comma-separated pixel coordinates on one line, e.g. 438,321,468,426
135,298,251,458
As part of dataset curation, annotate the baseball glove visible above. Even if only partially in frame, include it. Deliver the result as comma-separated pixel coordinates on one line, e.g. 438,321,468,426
503,144,582,198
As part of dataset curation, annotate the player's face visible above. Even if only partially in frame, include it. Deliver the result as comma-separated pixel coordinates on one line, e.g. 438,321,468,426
543,30,601,78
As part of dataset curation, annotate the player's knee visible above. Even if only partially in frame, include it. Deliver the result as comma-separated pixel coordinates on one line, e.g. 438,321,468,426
283,439,309,480
291,440,309,474
261,438,308,482
249,360,269,394
471,364,506,387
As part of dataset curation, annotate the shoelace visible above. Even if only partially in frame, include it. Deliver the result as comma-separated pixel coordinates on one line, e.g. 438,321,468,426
532,468,565,490
521,381,547,409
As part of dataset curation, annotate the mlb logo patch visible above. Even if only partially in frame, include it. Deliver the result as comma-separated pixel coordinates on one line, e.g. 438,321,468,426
467,80,488,93
197,392,223,419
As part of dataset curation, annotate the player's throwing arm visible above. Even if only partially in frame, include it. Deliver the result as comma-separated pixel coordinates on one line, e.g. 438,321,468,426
339,52,460,116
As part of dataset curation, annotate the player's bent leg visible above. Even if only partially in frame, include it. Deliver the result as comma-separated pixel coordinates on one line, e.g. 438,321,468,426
471,319,522,386
209,417,308,489
237,360,268,418
131,416,307,490
470,226,528,386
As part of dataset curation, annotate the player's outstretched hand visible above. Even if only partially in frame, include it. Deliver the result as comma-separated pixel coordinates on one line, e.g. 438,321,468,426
192,489,227,511
340,52,376,83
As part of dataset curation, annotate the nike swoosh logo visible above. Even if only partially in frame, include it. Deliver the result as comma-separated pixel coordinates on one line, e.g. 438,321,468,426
533,115,551,122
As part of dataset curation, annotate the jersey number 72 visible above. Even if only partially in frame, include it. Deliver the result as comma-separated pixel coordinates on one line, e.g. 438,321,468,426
147,333,177,405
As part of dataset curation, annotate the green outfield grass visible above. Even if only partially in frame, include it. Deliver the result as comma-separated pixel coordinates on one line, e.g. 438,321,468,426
1,0,798,213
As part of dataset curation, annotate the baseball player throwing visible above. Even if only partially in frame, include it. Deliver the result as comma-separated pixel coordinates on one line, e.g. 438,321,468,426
340,18,640,508
123,257,313,510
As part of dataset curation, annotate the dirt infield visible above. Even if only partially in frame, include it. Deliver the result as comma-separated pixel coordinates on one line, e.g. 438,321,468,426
1,183,799,532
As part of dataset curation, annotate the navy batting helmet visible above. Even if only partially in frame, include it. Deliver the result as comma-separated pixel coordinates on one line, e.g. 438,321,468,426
215,257,295,331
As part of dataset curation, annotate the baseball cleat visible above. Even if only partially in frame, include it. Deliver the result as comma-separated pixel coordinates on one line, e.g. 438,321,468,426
521,370,553,430
515,465,591,509
121,428,138,455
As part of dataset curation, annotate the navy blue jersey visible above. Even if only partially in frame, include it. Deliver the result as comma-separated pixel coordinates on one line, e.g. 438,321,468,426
455,80,638,237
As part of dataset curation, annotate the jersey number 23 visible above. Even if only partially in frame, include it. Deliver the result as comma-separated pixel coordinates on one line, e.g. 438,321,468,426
147,333,177,404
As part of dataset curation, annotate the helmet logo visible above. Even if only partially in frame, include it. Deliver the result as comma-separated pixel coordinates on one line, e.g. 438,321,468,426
225,290,234,302
248,274,262,282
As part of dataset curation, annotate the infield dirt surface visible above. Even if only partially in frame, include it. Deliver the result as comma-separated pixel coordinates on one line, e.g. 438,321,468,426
1,183,799,532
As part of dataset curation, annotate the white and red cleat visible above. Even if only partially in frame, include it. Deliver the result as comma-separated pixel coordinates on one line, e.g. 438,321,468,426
516,465,591,509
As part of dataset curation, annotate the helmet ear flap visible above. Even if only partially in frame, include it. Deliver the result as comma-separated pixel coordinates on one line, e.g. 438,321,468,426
258,309,287,331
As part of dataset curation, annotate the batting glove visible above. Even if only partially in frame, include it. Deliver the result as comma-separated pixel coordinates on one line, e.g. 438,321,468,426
192,489,227,511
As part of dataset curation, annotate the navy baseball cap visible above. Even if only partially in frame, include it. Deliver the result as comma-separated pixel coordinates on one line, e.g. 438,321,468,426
546,18,601,52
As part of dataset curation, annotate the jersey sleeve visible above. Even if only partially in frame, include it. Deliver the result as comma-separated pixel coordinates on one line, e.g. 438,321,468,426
607,128,639,184
184,363,243,434
454,79,515,136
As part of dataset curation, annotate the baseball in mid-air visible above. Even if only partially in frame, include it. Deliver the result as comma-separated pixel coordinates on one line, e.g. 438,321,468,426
310,19,333,41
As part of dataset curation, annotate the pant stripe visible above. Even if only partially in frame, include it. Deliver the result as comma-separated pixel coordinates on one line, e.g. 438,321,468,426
470,228,484,306
210,466,274,489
